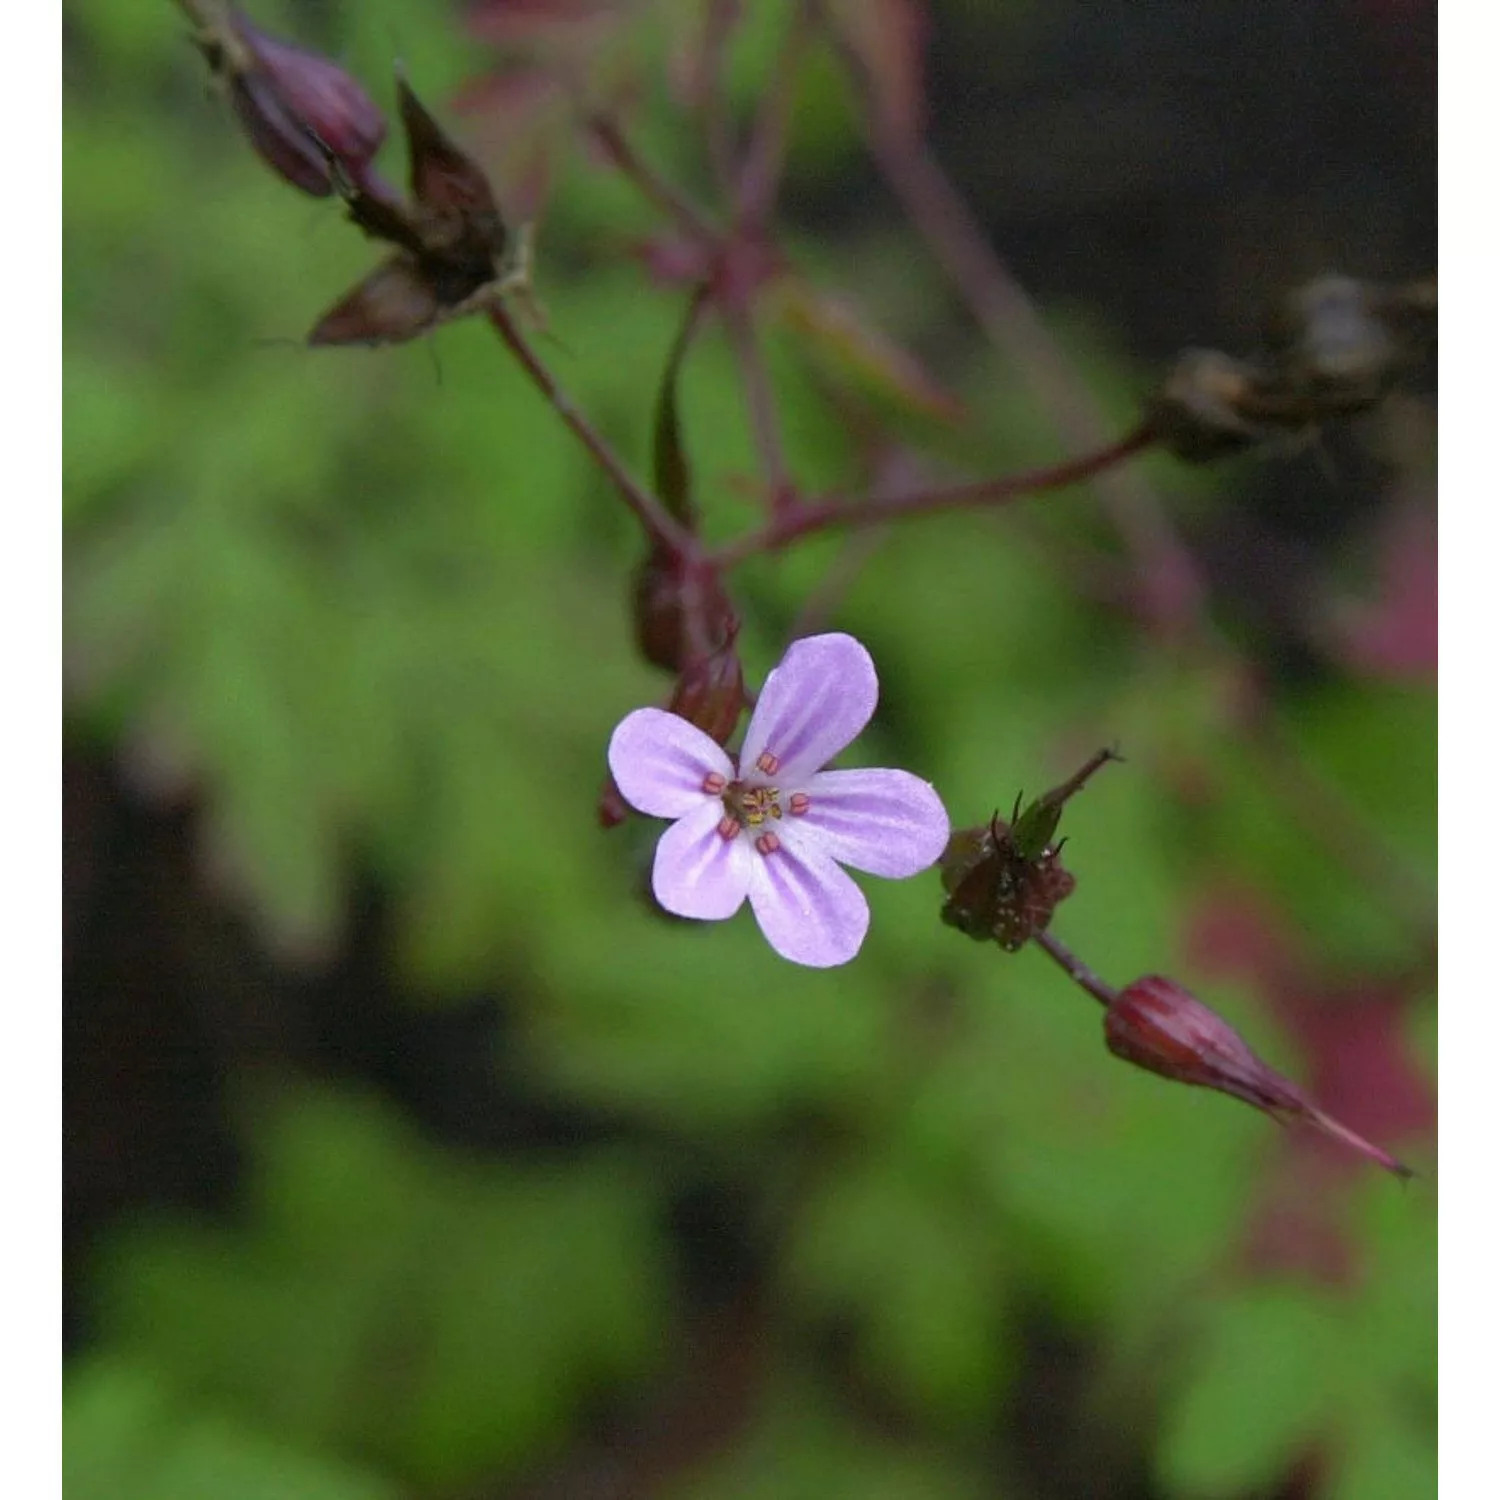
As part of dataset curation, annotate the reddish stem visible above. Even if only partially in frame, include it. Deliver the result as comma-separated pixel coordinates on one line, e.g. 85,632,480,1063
709,424,1156,567
828,22,1203,632
486,303,697,559
587,116,720,245
700,0,741,200
732,1,808,227
1031,930,1119,1009
723,307,796,512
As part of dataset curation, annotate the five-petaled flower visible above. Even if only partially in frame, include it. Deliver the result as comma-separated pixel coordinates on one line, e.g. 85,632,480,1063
608,633,950,967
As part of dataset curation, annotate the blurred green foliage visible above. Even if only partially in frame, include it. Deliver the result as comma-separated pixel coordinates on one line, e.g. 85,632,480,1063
65,2,1435,1496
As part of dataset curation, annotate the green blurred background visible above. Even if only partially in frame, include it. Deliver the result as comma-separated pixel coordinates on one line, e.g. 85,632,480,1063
64,2,1436,1497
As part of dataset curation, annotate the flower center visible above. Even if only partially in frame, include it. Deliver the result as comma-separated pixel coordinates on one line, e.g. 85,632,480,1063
707,774,811,854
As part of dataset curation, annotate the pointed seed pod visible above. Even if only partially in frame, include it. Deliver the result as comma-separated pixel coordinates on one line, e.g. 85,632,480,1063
1106,975,1412,1177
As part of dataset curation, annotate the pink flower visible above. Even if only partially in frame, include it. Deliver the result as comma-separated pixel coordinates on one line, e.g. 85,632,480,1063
608,634,950,967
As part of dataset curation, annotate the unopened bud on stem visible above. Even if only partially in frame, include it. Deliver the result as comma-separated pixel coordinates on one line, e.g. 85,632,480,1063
1105,975,1412,1177
185,3,387,196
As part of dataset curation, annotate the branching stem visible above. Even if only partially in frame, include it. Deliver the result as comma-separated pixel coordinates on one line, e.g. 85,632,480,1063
709,425,1156,567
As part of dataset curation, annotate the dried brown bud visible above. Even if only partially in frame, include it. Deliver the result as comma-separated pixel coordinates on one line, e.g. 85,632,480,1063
189,4,387,197
307,258,442,347
1106,975,1412,1177
939,818,1076,952
1264,275,1401,411
308,77,515,347
939,749,1115,951
393,79,508,278
1145,349,1275,463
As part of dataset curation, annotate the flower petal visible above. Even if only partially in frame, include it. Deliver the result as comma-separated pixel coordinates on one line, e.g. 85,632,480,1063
652,800,753,920
609,707,734,818
739,633,877,784
746,837,870,967
793,767,951,877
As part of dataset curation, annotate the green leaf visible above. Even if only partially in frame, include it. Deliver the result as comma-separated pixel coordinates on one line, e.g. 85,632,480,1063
788,1158,1010,1425
1157,1285,1341,1497
663,1378,987,1500
89,1087,665,1490
1325,1404,1436,1500
64,1359,399,1500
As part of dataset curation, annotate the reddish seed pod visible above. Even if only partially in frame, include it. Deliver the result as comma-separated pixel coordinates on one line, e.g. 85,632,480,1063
1106,975,1281,1105
631,552,690,673
1105,976,1412,1177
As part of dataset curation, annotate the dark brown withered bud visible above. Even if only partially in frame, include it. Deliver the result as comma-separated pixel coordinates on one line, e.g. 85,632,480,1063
390,80,508,279
1106,975,1412,1177
182,1,387,197
1145,349,1277,463
940,819,1076,951
1264,275,1403,411
308,77,514,347
939,748,1117,952
1149,275,1436,463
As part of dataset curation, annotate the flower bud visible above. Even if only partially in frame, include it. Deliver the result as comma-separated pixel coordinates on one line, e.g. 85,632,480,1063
1145,348,1274,463
630,554,736,675
597,774,632,828
192,5,388,197
666,633,746,748
1105,976,1411,1177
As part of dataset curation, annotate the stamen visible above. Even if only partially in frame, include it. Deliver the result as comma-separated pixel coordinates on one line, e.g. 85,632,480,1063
721,780,786,832
755,832,781,856
789,792,810,816
716,815,740,841
756,751,780,775
702,772,727,795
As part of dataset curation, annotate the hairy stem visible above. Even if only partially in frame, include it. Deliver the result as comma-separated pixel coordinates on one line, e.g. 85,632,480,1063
1032,930,1119,1009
